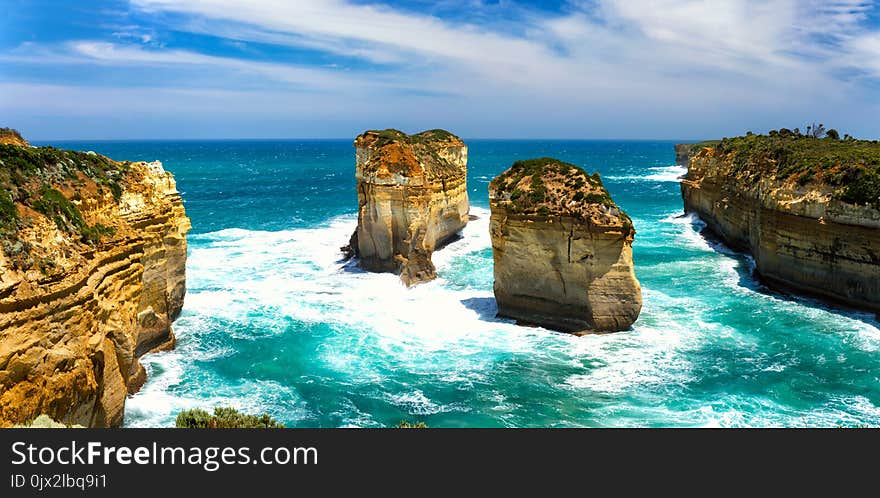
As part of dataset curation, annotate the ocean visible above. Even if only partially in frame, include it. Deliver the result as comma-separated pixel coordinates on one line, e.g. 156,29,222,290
36,139,880,428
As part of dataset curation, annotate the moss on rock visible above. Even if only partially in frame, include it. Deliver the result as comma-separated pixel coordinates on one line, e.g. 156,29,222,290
489,157,629,231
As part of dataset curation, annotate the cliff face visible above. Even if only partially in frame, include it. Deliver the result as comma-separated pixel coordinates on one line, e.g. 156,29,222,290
0,139,189,427
675,141,720,166
675,144,696,166
489,158,642,333
348,129,469,286
681,134,880,312
0,128,28,147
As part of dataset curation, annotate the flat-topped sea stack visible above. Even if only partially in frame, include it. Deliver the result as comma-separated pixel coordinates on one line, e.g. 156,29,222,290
347,129,469,286
0,130,190,427
680,130,880,312
489,158,642,333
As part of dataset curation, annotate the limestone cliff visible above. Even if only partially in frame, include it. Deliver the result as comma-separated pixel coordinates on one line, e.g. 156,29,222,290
346,129,469,286
675,141,720,166
0,134,190,427
0,128,29,147
680,131,880,312
489,158,642,333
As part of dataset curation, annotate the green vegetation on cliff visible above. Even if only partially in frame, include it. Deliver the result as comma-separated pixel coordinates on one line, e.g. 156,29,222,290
357,128,465,180
175,407,284,428
491,157,616,212
711,130,880,208
0,128,27,145
688,140,722,151
0,143,128,264
365,128,459,148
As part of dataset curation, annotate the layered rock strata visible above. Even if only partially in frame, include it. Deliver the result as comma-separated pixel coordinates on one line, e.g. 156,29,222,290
0,136,189,427
489,158,642,333
680,134,880,312
346,129,469,286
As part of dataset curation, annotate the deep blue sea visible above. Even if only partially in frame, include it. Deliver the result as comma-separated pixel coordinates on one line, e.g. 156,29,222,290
37,139,880,427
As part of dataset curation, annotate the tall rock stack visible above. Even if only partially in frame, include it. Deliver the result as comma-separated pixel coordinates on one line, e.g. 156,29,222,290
0,131,190,427
489,158,642,333
347,129,469,286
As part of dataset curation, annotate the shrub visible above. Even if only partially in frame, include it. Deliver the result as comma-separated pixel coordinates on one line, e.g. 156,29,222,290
0,190,18,235
14,414,84,428
175,407,284,428
713,130,880,207
396,421,428,428
583,193,612,205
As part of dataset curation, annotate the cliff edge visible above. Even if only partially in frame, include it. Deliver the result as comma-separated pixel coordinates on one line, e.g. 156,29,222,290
675,141,720,166
489,158,642,333
680,130,880,312
0,131,190,427
0,128,29,147
346,129,469,286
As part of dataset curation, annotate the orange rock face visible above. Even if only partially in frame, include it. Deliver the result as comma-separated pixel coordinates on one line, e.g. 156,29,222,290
347,129,469,286
0,128,28,147
0,141,189,427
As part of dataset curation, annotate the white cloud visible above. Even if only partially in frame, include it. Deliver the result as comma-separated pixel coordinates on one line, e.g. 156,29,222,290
2,40,405,93
2,1,879,138
122,1,880,92
845,32,880,77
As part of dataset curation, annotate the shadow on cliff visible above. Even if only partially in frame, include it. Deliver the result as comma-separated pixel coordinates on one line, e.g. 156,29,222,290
696,224,880,327
460,297,506,323
336,255,368,274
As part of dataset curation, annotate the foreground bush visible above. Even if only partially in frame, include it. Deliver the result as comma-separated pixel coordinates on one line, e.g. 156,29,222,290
13,414,84,428
175,407,284,428
395,421,428,428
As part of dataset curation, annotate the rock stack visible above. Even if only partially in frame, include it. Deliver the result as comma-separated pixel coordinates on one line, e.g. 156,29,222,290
489,158,642,333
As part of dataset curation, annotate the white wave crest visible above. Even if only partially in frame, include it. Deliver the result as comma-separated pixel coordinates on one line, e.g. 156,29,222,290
606,165,687,182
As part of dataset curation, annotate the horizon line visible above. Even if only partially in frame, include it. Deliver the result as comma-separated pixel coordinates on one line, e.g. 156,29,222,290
28,137,713,143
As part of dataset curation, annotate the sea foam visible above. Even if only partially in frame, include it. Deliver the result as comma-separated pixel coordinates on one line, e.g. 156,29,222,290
126,202,880,428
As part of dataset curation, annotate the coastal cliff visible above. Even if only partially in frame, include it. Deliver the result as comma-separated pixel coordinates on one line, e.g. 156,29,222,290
0,128,29,147
675,141,720,166
346,129,469,286
0,134,190,427
489,158,642,333
680,130,880,312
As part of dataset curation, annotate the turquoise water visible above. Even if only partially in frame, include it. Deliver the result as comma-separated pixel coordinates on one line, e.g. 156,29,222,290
41,140,880,427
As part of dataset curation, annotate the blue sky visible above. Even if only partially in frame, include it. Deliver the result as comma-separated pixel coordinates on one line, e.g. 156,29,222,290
1,0,879,140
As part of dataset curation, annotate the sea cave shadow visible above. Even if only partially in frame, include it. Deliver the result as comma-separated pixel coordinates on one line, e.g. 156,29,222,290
337,256,366,274
434,232,465,252
460,297,506,323
690,219,880,327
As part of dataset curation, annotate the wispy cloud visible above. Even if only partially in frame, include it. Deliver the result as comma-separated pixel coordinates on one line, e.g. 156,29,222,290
3,40,401,93
1,0,878,138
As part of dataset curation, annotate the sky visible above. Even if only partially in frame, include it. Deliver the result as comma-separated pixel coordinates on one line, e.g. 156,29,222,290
1,0,879,140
